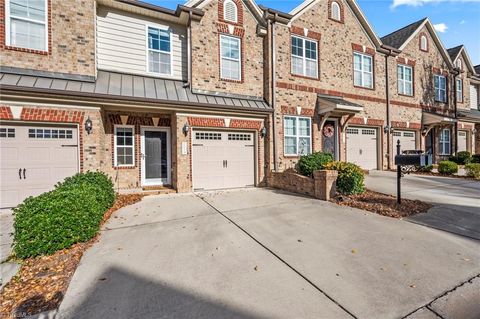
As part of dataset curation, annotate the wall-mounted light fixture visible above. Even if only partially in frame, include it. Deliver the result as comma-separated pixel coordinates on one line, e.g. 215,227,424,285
260,127,267,138
182,122,190,136
383,125,394,134
84,117,93,135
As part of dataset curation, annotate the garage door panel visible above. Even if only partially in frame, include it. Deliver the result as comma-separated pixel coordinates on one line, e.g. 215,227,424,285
393,130,416,154
347,126,378,170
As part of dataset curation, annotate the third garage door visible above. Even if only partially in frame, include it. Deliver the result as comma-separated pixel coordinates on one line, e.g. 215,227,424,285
192,130,255,191
346,127,378,170
393,130,416,153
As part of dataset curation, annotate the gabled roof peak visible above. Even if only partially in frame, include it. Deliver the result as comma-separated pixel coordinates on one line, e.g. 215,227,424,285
380,18,427,49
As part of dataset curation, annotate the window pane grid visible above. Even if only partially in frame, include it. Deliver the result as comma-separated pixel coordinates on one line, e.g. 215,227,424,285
148,27,171,75
291,36,318,78
354,53,373,88
284,116,312,156
115,126,134,166
8,0,47,51
456,79,463,102
434,75,447,102
440,129,451,155
398,65,413,96
220,35,241,80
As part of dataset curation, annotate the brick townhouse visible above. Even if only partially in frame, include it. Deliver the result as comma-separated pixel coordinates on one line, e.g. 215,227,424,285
0,0,479,208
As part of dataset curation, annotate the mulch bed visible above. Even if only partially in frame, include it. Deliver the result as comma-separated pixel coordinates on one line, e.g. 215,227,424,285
332,190,432,218
0,194,144,318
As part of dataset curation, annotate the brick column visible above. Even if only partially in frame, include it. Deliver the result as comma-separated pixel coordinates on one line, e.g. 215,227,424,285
173,114,192,193
313,170,338,201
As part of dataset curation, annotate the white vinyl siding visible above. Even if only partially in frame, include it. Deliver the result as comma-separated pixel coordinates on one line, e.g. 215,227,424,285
398,65,413,96
223,0,238,23
5,0,48,51
284,116,312,156
114,126,135,167
220,35,241,81
470,85,478,110
291,36,318,78
439,128,451,155
96,6,186,80
434,75,447,103
456,79,463,103
354,52,373,88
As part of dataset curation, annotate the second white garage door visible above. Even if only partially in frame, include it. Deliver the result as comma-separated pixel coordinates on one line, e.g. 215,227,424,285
192,130,255,191
346,127,378,170
393,130,416,154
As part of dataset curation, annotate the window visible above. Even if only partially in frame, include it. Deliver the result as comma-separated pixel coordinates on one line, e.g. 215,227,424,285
5,0,48,51
284,116,311,156
0,128,15,138
456,78,463,102
28,128,72,139
331,1,341,21
291,36,318,78
223,0,237,23
398,65,413,96
439,128,451,155
420,35,428,51
456,59,462,70
114,126,135,167
228,133,251,141
147,26,171,75
195,132,222,140
220,35,241,80
434,75,447,103
354,52,373,88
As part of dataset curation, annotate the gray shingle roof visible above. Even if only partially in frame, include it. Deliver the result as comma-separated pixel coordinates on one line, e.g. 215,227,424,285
0,70,271,112
447,45,463,62
475,65,480,75
381,18,426,49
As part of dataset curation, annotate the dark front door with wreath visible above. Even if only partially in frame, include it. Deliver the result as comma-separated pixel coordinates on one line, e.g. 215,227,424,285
323,120,338,160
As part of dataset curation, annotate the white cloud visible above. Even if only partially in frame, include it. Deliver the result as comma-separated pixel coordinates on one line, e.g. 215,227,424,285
433,23,449,32
392,0,480,8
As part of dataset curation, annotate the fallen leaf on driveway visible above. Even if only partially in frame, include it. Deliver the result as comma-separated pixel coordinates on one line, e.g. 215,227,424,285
254,266,258,271
297,239,303,243
409,284,416,288
351,249,356,254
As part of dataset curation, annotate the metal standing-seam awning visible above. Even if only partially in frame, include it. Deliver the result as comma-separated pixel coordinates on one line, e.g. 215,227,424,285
317,93,364,131
422,112,457,136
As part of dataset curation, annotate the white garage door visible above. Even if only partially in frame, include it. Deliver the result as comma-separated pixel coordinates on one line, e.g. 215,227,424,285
346,127,378,170
393,130,416,154
458,131,467,152
0,124,79,208
192,130,255,191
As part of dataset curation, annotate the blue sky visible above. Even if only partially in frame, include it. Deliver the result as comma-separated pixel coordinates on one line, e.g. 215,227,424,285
146,0,480,65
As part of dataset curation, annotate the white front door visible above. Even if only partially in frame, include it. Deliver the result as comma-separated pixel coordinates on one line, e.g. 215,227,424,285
458,131,467,152
346,126,378,170
192,130,255,191
140,127,171,186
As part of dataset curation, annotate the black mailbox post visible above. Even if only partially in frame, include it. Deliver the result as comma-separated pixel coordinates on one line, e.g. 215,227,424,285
394,140,432,204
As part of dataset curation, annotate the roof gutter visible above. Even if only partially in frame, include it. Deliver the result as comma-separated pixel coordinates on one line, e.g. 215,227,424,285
113,0,204,19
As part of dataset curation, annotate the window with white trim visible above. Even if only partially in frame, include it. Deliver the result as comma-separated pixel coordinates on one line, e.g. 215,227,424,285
456,78,463,102
291,36,318,78
398,65,413,96
434,74,447,103
331,1,341,21
220,35,241,80
456,59,462,70
284,116,311,156
6,0,48,51
354,52,373,88
114,126,135,167
420,35,428,51
147,26,171,75
223,0,238,23
439,128,451,155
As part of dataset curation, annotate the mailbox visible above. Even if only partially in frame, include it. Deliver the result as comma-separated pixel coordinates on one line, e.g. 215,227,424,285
395,153,432,166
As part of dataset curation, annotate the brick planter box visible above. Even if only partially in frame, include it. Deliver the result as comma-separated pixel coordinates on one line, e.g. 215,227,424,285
267,170,338,201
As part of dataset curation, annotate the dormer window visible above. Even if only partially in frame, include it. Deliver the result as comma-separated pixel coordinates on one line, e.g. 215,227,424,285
420,35,428,51
331,1,341,21
224,0,238,23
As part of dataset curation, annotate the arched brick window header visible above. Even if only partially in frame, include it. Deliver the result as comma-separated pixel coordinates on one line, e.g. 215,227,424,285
328,0,344,23
219,0,244,26
419,32,429,52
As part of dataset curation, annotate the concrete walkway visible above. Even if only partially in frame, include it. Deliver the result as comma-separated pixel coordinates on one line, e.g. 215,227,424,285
0,209,20,289
366,170,480,240
57,189,480,319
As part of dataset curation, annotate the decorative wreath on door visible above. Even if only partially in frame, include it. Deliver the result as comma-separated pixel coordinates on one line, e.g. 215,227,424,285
323,124,335,138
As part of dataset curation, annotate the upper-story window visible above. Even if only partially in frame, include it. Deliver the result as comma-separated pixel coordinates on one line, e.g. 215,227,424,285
223,0,238,23
456,78,463,103
398,65,413,96
147,26,172,75
434,74,447,103
5,0,48,51
291,36,318,78
353,52,373,88
456,59,462,71
330,1,341,21
420,35,428,51
220,35,241,81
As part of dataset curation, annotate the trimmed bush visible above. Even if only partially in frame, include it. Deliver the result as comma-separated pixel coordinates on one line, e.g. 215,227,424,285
298,152,334,177
472,154,480,164
465,163,480,179
438,161,458,175
449,151,471,165
325,161,365,195
13,171,115,259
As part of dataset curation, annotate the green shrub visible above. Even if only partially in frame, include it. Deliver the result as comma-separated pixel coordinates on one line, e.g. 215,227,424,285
438,161,458,175
465,163,480,179
325,161,365,195
297,152,334,177
449,151,471,165
417,165,433,172
472,154,480,164
13,172,115,259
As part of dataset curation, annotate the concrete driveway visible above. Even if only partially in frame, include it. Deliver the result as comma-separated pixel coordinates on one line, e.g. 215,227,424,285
366,170,480,240
57,189,480,319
